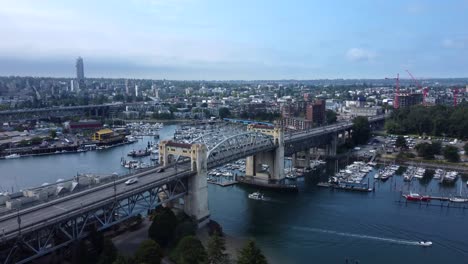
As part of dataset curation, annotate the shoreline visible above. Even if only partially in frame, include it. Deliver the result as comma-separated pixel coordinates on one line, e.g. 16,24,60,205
197,225,277,264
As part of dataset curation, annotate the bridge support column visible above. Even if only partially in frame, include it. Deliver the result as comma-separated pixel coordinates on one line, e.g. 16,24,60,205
304,150,311,168
326,134,337,157
244,128,285,182
291,150,310,168
245,155,255,176
272,128,285,181
291,153,297,168
184,144,210,227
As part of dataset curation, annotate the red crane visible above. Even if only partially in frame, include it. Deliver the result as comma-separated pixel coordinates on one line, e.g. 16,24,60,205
406,70,428,106
386,74,400,109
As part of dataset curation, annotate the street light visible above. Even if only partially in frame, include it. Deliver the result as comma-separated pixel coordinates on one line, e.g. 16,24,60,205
17,209,21,236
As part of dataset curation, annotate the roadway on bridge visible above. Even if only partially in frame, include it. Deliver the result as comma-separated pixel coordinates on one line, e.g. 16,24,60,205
286,115,385,141
0,164,192,240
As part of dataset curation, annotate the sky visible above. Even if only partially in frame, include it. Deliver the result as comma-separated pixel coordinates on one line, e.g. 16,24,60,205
1,0,468,80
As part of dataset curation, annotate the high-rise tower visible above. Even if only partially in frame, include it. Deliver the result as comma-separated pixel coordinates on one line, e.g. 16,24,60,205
76,57,85,81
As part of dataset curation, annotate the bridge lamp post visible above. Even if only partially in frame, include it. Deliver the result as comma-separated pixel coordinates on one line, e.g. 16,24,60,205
17,209,21,236
113,179,117,201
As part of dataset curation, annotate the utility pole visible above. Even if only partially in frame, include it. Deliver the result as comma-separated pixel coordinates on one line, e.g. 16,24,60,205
17,209,21,236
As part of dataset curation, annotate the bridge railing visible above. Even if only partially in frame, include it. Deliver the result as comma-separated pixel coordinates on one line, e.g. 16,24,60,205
1,168,195,241
0,165,163,222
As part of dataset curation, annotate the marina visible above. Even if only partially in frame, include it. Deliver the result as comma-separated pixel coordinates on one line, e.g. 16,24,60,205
1,124,468,264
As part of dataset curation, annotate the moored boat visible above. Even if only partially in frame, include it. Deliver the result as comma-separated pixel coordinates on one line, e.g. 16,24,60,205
403,192,430,202
5,153,20,159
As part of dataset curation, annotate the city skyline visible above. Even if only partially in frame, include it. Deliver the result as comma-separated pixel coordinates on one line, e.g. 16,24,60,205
1,0,468,80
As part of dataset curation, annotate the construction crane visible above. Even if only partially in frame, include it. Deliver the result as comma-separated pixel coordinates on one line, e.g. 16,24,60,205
453,88,459,107
385,74,400,109
405,70,428,106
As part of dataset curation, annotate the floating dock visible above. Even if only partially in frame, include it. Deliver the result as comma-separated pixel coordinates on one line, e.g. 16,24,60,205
317,182,373,192
207,180,238,187
237,176,298,192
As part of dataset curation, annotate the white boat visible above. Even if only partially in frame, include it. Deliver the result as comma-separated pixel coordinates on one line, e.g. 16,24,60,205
5,153,20,159
248,192,266,200
449,197,468,203
419,241,432,247
374,172,380,179
450,181,467,203
286,173,297,180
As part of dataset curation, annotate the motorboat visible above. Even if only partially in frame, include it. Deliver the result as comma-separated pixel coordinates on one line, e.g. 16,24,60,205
286,173,297,180
403,192,431,202
449,197,468,203
419,241,432,247
248,192,266,201
5,153,20,159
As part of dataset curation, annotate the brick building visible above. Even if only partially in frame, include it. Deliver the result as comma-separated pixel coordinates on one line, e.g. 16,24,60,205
306,99,326,125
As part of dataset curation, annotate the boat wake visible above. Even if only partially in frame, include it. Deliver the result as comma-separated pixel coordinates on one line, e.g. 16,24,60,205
290,226,422,246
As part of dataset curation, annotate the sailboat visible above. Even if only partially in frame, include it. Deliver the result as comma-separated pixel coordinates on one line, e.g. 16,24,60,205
450,181,468,203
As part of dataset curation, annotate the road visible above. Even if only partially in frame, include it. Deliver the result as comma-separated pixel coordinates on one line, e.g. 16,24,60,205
0,164,193,240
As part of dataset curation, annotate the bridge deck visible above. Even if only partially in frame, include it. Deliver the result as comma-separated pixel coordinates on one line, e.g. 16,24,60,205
0,164,193,241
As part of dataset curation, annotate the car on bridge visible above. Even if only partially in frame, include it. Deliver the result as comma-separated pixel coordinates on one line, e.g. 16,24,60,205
125,178,138,185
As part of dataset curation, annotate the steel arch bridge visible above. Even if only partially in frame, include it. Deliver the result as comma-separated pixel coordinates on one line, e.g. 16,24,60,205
190,131,277,169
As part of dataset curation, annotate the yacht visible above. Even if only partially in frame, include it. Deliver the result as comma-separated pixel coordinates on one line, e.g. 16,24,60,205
248,192,266,201
419,241,432,247
5,153,20,159
449,197,468,203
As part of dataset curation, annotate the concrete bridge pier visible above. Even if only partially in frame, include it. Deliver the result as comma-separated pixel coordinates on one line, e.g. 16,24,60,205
184,144,210,227
159,141,210,227
291,150,311,168
326,134,338,157
244,146,285,181
244,127,285,181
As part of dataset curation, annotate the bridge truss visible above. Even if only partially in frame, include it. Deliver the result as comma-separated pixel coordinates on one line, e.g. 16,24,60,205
206,132,276,169
1,174,190,264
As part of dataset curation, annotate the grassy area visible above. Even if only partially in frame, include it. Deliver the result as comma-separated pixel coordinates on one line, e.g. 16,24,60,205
380,153,468,167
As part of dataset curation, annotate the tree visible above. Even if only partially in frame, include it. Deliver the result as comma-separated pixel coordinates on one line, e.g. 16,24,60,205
112,255,132,264
72,240,96,264
352,116,370,145
325,110,337,124
148,207,177,247
237,240,267,264
173,221,196,244
395,136,407,150
443,145,460,162
134,239,163,264
431,141,442,155
30,137,43,145
415,143,436,160
201,103,208,108
97,238,118,264
49,129,57,139
218,107,231,119
464,142,468,153
171,236,207,264
89,225,105,255
207,232,229,264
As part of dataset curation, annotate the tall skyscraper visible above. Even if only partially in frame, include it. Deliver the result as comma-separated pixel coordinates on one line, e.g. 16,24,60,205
125,79,129,94
76,57,85,81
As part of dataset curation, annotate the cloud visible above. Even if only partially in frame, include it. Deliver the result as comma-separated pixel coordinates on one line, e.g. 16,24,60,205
405,2,426,14
442,38,468,49
345,48,376,62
